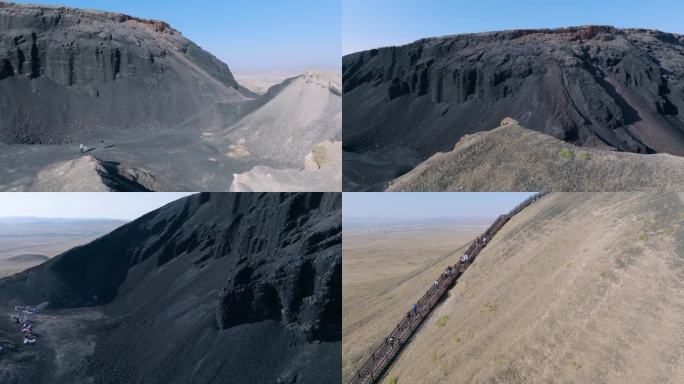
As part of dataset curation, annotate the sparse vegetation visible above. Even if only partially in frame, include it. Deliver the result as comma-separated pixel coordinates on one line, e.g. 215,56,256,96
638,233,649,241
345,193,684,383
585,179,600,190
578,151,591,160
436,315,449,328
481,302,497,315
559,149,575,158
431,350,446,362
494,355,508,366
343,227,482,382
387,376,398,384
312,143,328,168
599,270,618,282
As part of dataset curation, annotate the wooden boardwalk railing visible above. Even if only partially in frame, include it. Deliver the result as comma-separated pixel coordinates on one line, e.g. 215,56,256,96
347,192,548,384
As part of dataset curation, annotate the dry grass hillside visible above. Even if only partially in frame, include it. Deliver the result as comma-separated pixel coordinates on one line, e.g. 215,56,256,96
386,121,684,192
377,193,684,383
342,223,488,382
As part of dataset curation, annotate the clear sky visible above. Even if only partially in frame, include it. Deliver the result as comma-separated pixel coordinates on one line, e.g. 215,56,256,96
343,0,684,54
343,192,536,219
12,0,341,69
0,192,194,220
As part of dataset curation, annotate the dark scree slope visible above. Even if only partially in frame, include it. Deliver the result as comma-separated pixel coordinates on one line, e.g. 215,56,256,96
0,2,255,144
0,192,341,384
343,26,684,190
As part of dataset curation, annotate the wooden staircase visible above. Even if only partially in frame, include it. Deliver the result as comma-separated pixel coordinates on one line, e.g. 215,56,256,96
347,192,548,384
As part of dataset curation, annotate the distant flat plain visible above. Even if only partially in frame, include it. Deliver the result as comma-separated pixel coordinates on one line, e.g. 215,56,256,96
342,217,489,382
0,218,125,277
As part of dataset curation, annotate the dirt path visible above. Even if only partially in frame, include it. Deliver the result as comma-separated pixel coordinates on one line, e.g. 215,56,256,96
38,309,103,383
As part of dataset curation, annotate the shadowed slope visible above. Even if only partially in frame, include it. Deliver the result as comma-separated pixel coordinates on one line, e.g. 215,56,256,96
0,192,342,384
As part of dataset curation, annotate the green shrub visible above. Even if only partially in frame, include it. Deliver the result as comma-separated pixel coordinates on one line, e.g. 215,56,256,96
578,151,591,160
312,143,328,168
481,302,497,315
387,377,398,384
436,315,449,328
431,350,446,362
559,149,575,158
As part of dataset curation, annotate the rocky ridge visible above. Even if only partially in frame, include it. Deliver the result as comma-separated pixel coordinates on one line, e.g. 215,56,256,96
343,26,684,190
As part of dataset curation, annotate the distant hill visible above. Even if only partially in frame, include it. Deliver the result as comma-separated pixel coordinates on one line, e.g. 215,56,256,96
6,254,49,263
0,216,125,278
0,217,126,237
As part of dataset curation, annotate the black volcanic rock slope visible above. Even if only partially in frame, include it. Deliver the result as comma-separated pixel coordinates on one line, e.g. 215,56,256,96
0,192,341,384
0,2,255,144
343,26,684,190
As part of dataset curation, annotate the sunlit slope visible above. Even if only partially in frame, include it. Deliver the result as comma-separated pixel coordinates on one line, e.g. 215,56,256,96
386,122,684,192
383,193,684,384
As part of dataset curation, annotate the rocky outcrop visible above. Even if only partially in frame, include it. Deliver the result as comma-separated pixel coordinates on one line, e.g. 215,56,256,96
230,140,343,192
26,155,156,191
0,2,252,144
212,193,342,341
343,26,684,190
222,71,342,168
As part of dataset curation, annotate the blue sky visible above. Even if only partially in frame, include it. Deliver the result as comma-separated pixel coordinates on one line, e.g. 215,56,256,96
343,192,536,219
13,0,341,69
0,193,194,220
343,0,684,54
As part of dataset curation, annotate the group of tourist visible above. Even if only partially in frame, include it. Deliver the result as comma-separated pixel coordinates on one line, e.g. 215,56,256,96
11,306,38,345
